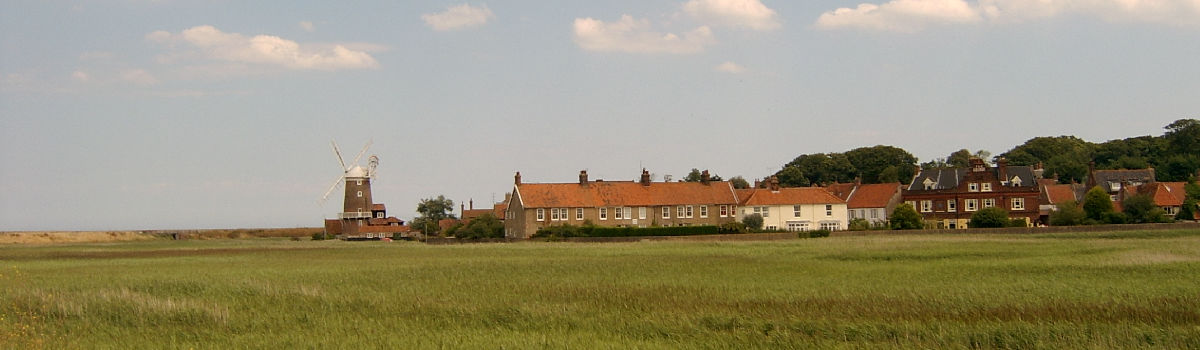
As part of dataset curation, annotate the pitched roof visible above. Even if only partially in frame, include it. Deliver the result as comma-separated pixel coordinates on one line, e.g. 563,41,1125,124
907,168,966,191
825,182,856,201
493,203,508,218
738,187,845,206
515,181,738,208
1143,182,1187,207
1042,184,1081,205
371,204,386,211
461,208,493,220
1091,168,1155,190
846,183,901,209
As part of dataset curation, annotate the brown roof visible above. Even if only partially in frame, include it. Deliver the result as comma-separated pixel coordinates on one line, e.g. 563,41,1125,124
1143,182,1186,207
368,217,404,226
1042,184,1080,205
493,203,508,218
516,181,738,208
845,183,901,209
738,187,845,206
825,182,856,201
371,204,386,211
461,209,493,220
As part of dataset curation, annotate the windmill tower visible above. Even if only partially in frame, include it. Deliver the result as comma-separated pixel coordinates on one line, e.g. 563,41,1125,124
322,140,378,220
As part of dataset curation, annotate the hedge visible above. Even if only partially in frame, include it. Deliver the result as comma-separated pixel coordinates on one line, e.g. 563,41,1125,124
535,225,721,238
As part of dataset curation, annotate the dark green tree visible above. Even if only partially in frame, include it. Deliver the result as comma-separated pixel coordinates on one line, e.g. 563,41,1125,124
682,168,721,182
775,165,808,187
1121,193,1168,224
1082,187,1113,222
1049,200,1085,226
777,153,856,186
412,195,455,236
1164,118,1200,156
1094,136,1164,170
947,149,973,168
844,145,918,184
742,213,764,231
455,213,505,239
889,203,923,230
969,207,1011,228
1000,136,1095,183
729,176,751,189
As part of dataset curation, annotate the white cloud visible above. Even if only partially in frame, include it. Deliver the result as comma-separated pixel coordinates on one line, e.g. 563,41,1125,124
815,0,981,32
715,61,746,73
72,70,90,82
147,25,379,70
299,21,316,32
120,69,158,86
817,0,1200,32
683,0,781,30
422,4,495,31
573,15,715,54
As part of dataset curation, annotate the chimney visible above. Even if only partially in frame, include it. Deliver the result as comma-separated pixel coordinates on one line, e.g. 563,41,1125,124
854,176,862,186
769,176,780,191
640,169,651,186
514,171,522,185
998,157,1008,182
754,179,762,188
469,199,474,210
460,203,465,214
579,170,589,186
1086,162,1096,188
701,170,711,183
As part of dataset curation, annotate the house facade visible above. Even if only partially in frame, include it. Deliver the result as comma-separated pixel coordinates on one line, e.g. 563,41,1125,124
504,170,740,239
827,181,903,226
737,177,848,231
903,158,1042,228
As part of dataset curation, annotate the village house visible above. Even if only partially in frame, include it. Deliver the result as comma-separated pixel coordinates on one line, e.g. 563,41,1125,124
827,181,904,226
1037,178,1087,221
504,170,740,239
1086,163,1155,202
1129,182,1197,220
737,177,848,231
903,158,1042,228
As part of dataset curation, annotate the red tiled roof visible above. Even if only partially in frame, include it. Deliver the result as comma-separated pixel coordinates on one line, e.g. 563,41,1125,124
461,209,493,220
516,181,738,208
493,203,508,218
846,183,901,209
371,204,386,211
825,182,856,201
1146,182,1186,207
738,187,845,206
1043,184,1079,205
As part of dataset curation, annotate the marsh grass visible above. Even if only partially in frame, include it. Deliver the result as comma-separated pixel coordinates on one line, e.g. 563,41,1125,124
2,231,1199,348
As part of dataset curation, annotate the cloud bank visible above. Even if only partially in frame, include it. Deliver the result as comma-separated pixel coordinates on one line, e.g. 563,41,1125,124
422,4,495,31
573,15,716,54
816,0,1200,32
147,25,379,70
683,0,781,30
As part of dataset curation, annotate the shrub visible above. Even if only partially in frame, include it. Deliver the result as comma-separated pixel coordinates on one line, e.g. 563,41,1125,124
718,221,747,234
848,218,871,231
742,214,764,231
1008,218,1028,228
1103,211,1128,225
311,232,332,241
806,229,831,238
890,203,923,230
1049,200,1085,226
1083,186,1114,221
969,207,1010,228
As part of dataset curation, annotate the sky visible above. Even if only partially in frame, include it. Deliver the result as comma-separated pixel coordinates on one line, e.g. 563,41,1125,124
2,0,1199,231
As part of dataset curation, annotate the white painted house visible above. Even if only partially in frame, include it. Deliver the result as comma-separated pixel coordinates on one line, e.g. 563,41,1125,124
736,179,848,231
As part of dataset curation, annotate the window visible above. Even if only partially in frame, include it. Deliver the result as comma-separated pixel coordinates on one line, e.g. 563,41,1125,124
968,183,979,192
550,208,559,221
614,207,623,220
787,222,810,232
983,198,995,208
965,199,978,212
1011,198,1024,210
826,204,833,216
794,205,802,217
1165,206,1178,215
720,205,729,217
753,206,770,218
562,208,568,220
981,183,992,192
850,210,857,219
871,209,879,219
947,200,956,212
357,191,363,198
686,206,694,218
920,200,932,213
356,179,362,186
700,205,708,218
662,207,670,219
677,206,685,218
820,222,840,231
600,208,608,220
625,207,633,221
639,207,646,220
536,208,545,221
576,208,584,220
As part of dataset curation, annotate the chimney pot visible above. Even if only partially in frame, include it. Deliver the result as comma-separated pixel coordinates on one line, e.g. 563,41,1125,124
701,170,710,183
515,172,522,185
580,170,589,185
641,169,651,186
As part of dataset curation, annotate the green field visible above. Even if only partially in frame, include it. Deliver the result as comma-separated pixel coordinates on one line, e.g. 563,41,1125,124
3,230,1200,349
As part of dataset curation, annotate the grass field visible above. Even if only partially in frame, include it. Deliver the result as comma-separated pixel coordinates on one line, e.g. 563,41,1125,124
2,229,1199,349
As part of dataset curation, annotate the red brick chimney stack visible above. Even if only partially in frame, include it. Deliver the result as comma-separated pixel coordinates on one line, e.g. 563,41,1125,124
515,172,521,185
640,169,651,186
579,170,588,186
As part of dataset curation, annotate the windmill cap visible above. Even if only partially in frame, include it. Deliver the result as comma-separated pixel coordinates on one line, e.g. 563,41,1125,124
347,165,368,178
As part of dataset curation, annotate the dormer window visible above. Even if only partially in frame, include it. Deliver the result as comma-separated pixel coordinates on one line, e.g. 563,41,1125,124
1110,183,1121,192
922,178,936,190
1010,176,1022,186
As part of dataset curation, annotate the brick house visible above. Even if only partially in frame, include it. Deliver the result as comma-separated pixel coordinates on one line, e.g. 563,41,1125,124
902,158,1042,228
503,170,739,239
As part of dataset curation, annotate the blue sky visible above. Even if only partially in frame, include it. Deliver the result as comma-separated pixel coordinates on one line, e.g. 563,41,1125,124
2,0,1198,230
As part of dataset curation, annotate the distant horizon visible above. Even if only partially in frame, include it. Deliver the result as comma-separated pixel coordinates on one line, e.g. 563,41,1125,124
4,1,1198,231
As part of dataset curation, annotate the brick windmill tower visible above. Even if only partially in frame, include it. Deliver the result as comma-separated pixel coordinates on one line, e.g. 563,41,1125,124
320,140,407,239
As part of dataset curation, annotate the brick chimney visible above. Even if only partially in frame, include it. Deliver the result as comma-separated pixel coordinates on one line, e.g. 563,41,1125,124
1086,162,1096,188
640,169,651,186
469,199,474,210
579,170,589,186
701,170,711,184
997,157,1008,183
504,192,511,203
769,176,780,191
514,171,521,185
754,179,762,188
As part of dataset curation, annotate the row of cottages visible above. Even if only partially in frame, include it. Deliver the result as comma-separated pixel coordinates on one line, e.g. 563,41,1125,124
903,158,1042,228
503,170,850,239
1039,165,1198,220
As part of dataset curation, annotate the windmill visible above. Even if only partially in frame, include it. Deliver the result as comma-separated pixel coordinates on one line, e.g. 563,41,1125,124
320,140,377,218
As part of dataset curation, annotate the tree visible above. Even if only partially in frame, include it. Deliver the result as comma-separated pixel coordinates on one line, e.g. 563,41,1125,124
1082,186,1113,222
1179,181,1200,221
1049,200,1085,226
969,207,1010,228
729,176,751,189
412,195,455,236
777,153,856,186
1121,193,1168,224
947,149,973,168
683,168,722,182
742,213,764,231
455,213,505,239
1164,118,1200,157
843,145,918,184
775,165,808,187
889,203,923,230
1000,136,1095,183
